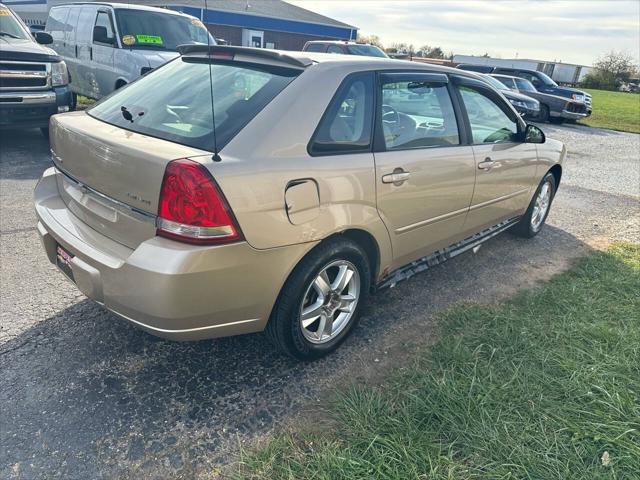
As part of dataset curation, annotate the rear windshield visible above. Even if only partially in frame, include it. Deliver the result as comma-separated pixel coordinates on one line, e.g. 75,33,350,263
88,57,300,151
115,9,213,50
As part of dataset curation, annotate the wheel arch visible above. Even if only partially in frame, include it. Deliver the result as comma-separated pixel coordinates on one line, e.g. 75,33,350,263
548,164,562,188
339,229,380,288
115,78,128,90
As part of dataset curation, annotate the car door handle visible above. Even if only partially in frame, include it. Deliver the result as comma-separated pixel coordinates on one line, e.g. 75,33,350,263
478,158,494,171
382,170,411,185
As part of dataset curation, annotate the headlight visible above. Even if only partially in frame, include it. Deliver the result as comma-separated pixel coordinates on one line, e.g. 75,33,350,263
51,61,69,87
571,93,585,102
509,99,527,108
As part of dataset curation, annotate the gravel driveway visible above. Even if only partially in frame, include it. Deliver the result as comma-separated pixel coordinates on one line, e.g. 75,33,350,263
1,122,638,479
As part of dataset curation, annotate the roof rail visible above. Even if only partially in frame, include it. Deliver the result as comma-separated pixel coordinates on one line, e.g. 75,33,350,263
177,45,313,68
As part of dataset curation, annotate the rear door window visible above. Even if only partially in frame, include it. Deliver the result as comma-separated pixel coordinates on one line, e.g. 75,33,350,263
89,58,300,151
380,77,459,150
327,45,345,54
308,72,374,155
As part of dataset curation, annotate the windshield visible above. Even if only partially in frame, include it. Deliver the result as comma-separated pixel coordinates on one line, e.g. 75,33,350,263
514,77,537,92
537,71,558,87
482,74,509,91
115,9,213,50
89,58,300,151
346,44,387,58
0,6,30,40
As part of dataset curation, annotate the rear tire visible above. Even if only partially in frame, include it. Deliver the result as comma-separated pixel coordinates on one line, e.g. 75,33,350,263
511,172,556,238
265,237,370,360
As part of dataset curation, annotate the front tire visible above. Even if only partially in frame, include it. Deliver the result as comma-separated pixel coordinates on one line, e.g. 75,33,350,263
538,105,550,123
511,172,556,238
266,237,371,360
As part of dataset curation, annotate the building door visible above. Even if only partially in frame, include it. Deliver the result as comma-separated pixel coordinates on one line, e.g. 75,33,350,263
242,29,263,48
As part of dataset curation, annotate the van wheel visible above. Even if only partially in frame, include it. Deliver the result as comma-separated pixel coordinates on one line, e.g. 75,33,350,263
115,80,127,90
511,172,556,238
265,237,370,360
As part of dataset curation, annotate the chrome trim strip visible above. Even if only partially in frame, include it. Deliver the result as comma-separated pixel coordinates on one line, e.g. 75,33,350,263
468,188,529,212
52,155,156,226
396,206,469,234
113,309,261,334
0,91,55,104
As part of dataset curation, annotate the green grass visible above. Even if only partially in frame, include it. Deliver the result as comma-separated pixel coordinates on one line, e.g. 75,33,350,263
579,89,640,133
237,244,640,479
76,95,95,110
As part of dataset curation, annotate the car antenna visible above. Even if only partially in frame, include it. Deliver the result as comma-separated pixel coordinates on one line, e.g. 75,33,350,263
203,0,222,162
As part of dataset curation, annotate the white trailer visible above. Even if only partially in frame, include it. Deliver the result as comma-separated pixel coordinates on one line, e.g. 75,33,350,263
453,54,592,86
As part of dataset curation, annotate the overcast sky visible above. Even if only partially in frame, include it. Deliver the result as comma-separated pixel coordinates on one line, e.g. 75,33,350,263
290,0,640,66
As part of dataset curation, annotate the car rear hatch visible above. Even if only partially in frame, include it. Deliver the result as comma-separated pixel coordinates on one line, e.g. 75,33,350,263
49,47,307,250
50,112,211,249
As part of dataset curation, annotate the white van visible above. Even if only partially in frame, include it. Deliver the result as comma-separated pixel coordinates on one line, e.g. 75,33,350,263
45,2,214,101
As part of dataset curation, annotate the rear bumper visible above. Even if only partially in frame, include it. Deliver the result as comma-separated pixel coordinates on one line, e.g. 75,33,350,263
34,167,312,340
0,86,72,129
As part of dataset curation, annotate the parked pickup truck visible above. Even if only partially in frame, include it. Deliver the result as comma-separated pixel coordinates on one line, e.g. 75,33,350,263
457,65,591,116
491,74,588,124
0,2,72,136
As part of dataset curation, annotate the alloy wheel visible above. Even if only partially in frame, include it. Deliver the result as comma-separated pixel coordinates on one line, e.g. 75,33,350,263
299,260,361,344
531,181,552,231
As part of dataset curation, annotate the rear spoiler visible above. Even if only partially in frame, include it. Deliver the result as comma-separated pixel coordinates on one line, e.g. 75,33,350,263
177,44,313,69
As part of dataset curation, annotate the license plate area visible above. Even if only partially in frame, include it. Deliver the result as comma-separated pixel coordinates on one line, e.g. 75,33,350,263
56,244,75,281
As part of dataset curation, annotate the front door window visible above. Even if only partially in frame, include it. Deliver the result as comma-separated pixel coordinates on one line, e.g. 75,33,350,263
458,86,519,144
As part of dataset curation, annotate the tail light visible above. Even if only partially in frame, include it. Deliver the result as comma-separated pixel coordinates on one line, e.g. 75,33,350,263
157,158,242,245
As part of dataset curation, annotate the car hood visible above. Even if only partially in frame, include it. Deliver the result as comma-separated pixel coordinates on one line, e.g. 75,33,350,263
501,89,539,104
553,86,587,97
0,37,60,62
134,50,180,68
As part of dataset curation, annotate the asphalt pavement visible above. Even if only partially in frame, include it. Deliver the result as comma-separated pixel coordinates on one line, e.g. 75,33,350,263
1,123,638,479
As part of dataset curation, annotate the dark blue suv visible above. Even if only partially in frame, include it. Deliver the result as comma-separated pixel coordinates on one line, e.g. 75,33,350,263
458,65,592,116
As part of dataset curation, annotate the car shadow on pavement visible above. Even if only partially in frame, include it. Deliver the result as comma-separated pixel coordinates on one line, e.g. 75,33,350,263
0,225,592,479
0,129,51,181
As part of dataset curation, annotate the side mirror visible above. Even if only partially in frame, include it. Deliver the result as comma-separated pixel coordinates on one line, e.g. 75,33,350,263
524,124,545,144
93,26,114,45
34,31,53,45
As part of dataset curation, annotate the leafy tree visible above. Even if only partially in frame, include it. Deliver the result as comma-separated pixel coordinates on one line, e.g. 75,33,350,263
416,45,445,59
355,33,383,48
582,51,639,90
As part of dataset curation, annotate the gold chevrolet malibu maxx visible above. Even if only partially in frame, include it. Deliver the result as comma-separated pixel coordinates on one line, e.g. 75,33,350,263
35,46,565,359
